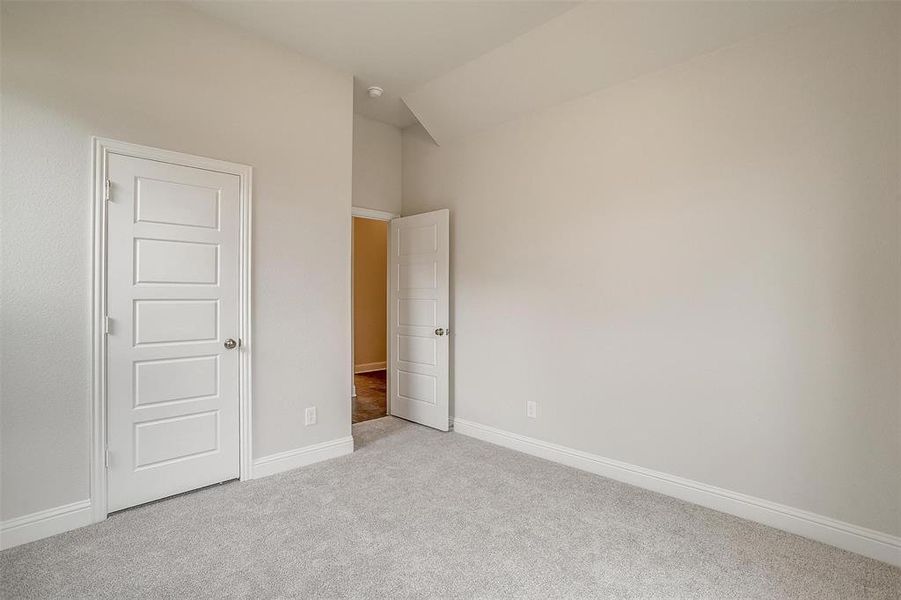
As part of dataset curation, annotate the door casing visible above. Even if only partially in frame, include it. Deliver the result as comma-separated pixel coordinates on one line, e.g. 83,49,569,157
91,137,253,523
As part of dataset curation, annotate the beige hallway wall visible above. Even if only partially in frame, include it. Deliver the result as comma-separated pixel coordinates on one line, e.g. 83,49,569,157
354,218,388,371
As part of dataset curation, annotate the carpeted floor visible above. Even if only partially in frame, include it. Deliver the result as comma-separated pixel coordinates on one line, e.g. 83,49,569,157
1,417,898,599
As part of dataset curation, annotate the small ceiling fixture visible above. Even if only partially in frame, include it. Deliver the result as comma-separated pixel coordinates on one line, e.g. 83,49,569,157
367,86,384,99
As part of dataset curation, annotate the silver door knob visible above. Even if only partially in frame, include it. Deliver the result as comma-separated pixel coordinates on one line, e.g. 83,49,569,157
435,328,445,336
224,338,237,350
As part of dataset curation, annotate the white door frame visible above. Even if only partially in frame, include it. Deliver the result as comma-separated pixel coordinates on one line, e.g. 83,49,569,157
350,207,398,415
352,206,398,222
91,137,253,523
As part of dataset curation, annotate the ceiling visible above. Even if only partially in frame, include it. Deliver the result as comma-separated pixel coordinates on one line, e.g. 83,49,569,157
189,1,835,143
404,1,836,144
189,1,577,128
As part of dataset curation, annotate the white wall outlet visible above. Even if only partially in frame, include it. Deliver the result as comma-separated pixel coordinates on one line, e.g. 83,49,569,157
305,406,317,426
526,401,537,419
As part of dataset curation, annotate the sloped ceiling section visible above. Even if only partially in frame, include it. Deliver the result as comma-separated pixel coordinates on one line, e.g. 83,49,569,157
190,1,576,128
403,1,836,145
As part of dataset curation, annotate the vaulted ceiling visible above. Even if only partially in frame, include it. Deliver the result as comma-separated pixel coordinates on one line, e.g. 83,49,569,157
189,1,835,144
189,1,576,128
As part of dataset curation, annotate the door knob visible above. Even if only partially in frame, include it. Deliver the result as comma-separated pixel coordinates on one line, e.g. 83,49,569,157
434,328,445,336
224,338,237,350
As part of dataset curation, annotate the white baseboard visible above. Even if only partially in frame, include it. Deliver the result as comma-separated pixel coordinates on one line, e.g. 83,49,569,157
252,436,354,479
0,499,93,551
451,417,901,567
354,362,386,374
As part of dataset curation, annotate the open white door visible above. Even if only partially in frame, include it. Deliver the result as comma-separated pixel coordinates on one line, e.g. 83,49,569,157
388,209,450,431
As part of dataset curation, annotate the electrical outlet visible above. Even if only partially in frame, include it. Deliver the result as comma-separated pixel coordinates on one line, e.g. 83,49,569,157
526,401,537,419
305,406,317,426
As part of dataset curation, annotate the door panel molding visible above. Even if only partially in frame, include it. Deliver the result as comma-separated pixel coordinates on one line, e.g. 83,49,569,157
91,137,252,523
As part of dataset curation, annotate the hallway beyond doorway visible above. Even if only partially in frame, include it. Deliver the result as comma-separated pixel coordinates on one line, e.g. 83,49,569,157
353,370,386,424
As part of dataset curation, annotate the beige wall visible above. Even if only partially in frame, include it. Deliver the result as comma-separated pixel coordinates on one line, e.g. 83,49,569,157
403,4,901,536
353,218,388,370
352,115,402,214
1,2,353,520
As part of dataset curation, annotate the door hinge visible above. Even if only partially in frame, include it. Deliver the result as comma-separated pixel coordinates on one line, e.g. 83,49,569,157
104,448,111,469
104,178,111,201
104,316,112,335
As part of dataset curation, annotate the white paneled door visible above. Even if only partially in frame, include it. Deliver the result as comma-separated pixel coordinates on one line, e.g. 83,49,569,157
106,154,241,512
389,210,450,431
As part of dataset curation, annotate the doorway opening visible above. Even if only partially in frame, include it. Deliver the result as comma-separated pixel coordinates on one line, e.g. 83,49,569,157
352,212,391,423
350,207,450,431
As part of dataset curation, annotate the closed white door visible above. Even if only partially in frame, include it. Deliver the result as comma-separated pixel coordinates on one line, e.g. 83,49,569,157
106,153,240,512
389,209,450,431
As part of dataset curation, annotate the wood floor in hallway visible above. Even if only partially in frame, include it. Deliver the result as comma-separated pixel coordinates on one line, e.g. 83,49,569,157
353,370,386,423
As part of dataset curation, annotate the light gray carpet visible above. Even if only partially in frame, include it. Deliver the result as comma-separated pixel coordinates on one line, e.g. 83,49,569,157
1,417,899,599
